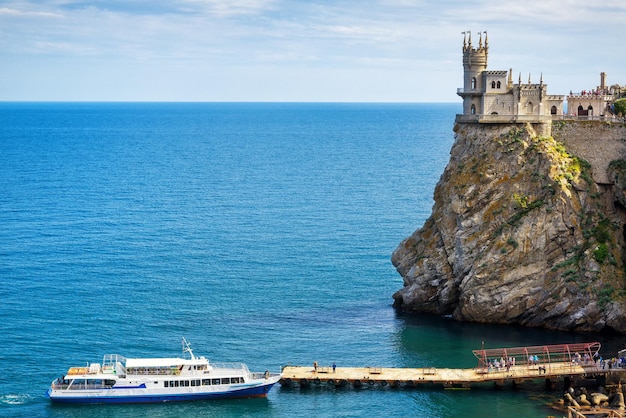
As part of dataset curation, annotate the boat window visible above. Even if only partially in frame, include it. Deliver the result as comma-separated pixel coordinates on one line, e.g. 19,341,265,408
174,381,179,387
202,379,211,386
212,378,220,385
191,380,197,387
222,378,231,384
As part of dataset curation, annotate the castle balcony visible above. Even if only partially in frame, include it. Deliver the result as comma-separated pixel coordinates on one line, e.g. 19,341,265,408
457,88,483,95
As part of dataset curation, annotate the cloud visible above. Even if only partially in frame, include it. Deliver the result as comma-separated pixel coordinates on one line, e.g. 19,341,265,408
0,6,63,18
180,0,277,16
0,0,624,101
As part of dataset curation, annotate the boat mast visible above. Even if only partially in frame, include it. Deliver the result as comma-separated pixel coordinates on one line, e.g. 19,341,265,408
182,337,196,360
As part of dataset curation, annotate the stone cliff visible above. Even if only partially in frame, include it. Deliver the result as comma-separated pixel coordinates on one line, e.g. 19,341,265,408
392,121,626,332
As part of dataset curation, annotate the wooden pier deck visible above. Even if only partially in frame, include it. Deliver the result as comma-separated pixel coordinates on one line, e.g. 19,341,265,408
280,362,625,388
280,362,622,389
281,342,626,390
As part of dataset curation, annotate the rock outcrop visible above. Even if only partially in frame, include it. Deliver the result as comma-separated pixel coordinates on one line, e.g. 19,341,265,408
392,121,626,332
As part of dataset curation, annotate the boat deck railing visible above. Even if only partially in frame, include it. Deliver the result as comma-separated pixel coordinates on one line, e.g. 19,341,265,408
210,362,250,372
51,382,115,390
251,371,281,380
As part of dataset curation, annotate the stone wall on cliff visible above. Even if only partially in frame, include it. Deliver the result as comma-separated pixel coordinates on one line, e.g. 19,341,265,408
392,121,626,332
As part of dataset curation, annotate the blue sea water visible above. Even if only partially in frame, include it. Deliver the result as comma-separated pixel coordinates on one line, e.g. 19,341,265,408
1,102,625,417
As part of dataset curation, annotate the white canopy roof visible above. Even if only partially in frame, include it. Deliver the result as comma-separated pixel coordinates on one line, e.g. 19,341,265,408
125,357,208,368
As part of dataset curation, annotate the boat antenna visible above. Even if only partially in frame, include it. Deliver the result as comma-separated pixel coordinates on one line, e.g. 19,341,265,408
182,337,196,360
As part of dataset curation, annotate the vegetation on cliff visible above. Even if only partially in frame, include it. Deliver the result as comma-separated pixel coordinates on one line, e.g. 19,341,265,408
392,122,626,332
614,98,626,117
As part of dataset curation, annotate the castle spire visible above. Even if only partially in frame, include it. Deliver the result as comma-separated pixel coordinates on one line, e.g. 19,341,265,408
462,31,467,50
540,73,543,85
528,73,531,84
484,31,488,48
479,31,483,49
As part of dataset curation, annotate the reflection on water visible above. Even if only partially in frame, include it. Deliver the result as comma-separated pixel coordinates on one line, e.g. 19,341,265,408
394,311,626,369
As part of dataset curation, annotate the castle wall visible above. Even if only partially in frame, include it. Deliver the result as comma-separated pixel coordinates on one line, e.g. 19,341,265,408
483,93,515,115
546,96,565,115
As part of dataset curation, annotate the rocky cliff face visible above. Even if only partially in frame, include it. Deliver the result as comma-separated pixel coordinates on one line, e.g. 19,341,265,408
392,121,626,332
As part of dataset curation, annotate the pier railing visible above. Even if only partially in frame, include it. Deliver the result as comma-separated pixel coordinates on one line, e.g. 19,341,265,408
567,406,625,418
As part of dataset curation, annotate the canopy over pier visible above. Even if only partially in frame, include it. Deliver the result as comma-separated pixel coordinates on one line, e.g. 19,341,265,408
473,342,601,372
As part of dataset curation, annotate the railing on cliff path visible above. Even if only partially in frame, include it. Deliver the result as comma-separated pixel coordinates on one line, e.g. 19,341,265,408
456,114,625,124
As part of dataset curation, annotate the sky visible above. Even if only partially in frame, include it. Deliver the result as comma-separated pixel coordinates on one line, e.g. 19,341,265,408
0,0,624,102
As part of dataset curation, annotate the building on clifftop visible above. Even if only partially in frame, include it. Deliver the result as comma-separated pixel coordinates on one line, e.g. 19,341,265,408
566,72,617,118
456,31,565,124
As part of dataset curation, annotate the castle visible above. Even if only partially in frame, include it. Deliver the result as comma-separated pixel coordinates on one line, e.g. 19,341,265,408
455,32,619,124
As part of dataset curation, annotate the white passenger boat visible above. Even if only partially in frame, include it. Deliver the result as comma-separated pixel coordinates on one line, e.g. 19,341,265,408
47,338,281,404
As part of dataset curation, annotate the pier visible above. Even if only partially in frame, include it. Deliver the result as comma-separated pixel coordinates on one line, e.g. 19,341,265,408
280,342,626,389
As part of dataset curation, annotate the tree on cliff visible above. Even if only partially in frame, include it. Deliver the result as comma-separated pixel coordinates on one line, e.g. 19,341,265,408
614,98,626,117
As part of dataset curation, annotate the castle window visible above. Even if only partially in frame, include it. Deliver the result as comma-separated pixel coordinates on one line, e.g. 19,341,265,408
491,81,496,89
471,104,476,114
527,102,534,113
587,105,594,116
497,81,501,89
551,105,557,115
471,77,476,90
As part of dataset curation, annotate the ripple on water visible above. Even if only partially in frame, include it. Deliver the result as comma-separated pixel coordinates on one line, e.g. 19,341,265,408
0,393,32,406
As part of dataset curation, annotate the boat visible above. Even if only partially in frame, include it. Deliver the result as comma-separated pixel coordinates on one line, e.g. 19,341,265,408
47,338,281,404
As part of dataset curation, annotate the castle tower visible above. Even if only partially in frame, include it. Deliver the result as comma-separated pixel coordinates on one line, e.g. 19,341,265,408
458,31,488,115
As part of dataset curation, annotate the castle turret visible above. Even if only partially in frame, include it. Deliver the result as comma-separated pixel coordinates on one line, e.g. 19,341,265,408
458,31,488,115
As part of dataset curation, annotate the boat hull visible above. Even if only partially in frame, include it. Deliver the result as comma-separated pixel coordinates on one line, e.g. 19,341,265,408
48,381,277,404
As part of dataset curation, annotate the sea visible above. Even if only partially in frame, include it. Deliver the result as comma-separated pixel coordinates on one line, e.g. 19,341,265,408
2,102,626,418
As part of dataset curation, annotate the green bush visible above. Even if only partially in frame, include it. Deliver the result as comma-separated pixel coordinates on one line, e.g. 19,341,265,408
594,243,608,263
593,219,611,244
615,98,626,116
597,285,615,310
